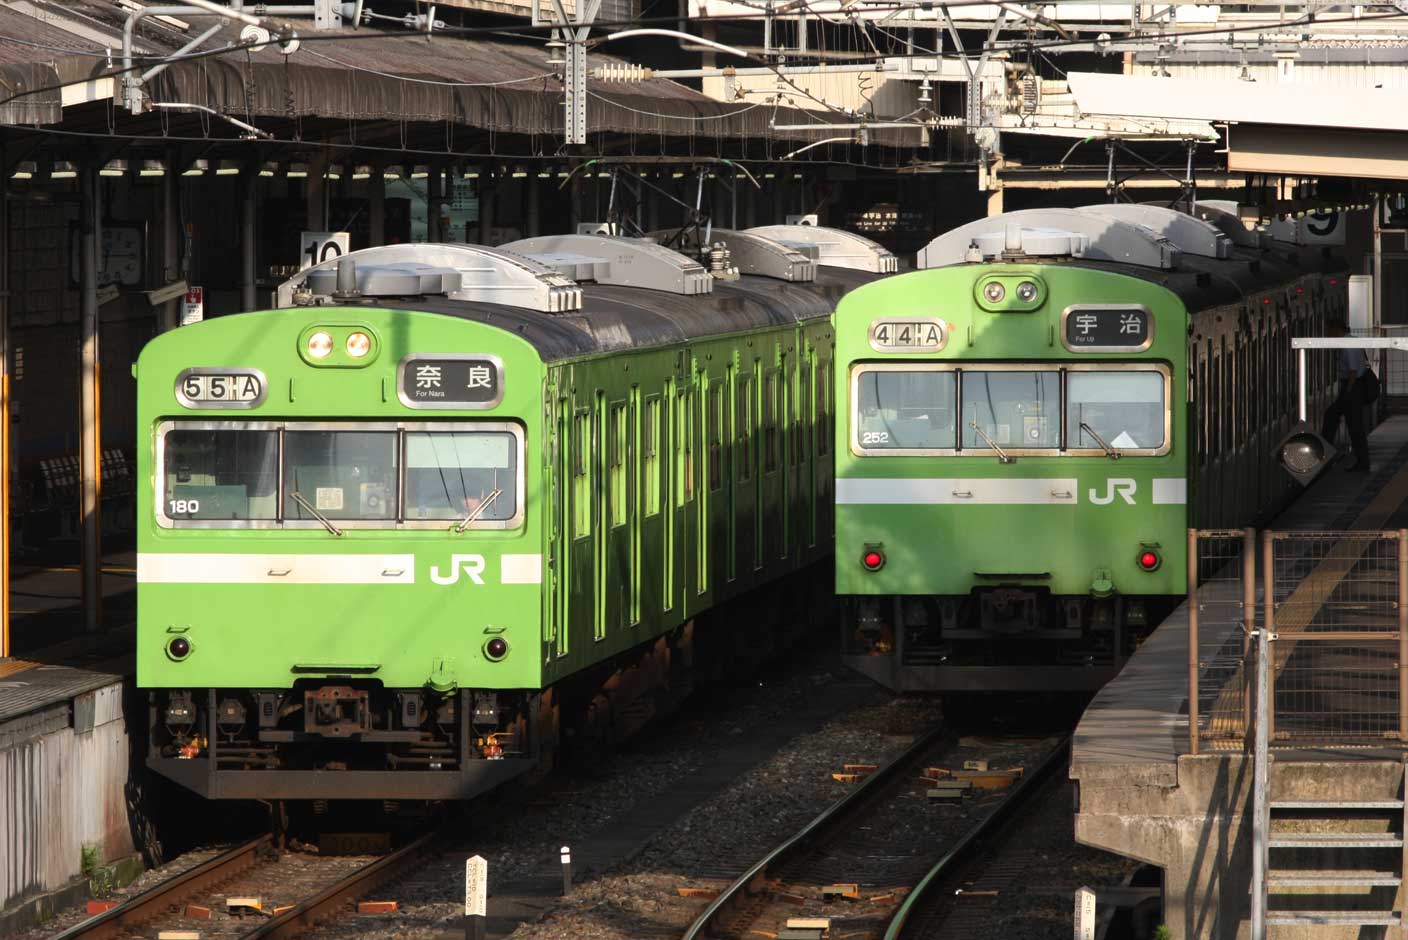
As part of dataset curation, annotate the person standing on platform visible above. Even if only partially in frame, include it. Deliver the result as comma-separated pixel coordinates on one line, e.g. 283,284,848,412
1320,318,1371,473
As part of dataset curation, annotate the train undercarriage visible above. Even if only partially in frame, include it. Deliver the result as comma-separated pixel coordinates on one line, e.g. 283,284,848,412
840,588,1179,692
149,566,830,801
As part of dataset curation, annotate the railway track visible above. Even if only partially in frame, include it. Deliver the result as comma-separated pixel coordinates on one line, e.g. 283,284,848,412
52,831,437,940
682,728,1067,940
882,740,1070,939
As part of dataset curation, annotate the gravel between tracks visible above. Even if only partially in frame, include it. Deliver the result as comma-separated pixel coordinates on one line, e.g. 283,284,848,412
12,846,228,940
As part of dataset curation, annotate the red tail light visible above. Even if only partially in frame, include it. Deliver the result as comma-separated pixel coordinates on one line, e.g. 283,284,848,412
862,550,885,571
1138,550,1161,572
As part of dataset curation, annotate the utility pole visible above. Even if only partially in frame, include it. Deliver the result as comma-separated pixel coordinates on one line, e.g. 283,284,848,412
537,0,604,145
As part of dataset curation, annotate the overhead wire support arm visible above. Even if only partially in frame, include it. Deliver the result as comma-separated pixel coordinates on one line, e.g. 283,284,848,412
121,1,263,114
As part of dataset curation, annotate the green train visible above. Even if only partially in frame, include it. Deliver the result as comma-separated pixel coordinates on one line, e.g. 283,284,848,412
137,228,894,799
835,205,1346,692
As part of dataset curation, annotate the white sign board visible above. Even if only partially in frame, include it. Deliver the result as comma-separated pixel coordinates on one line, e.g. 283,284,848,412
299,231,350,271
464,855,488,917
1074,886,1097,940
181,286,204,325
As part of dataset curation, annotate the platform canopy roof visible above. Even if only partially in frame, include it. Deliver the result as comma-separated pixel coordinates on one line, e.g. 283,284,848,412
1066,71,1408,181
0,0,922,159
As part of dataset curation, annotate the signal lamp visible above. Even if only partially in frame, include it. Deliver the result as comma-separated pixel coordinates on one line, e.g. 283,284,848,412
167,636,192,660
862,549,885,571
1137,550,1161,572
346,331,371,358
307,331,334,359
484,637,509,661
1277,424,1337,486
983,281,1006,303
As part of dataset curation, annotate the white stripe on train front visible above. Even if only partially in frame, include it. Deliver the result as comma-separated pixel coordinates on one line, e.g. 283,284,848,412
835,478,1078,505
137,553,546,585
138,553,418,584
835,477,1188,506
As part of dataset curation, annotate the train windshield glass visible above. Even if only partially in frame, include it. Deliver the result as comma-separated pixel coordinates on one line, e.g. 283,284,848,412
854,371,956,449
283,431,399,521
961,371,1061,450
1067,371,1166,450
404,431,518,522
163,429,279,521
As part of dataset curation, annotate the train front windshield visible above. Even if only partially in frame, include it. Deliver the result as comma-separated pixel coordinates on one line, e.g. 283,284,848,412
852,364,1170,456
158,422,521,527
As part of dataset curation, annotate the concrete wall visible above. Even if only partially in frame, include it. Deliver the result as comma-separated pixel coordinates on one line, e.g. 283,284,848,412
1076,754,1405,940
0,682,133,912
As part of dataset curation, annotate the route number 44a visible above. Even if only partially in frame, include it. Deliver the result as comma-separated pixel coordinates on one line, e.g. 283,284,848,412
300,231,351,271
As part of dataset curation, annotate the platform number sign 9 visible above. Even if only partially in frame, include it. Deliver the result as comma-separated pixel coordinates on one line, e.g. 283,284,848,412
300,231,351,271
868,318,947,353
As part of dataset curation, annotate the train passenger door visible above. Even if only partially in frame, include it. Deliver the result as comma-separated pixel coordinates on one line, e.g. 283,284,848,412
548,393,568,663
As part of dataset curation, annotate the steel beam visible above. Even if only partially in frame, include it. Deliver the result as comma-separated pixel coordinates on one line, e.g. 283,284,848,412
0,186,8,657
79,166,103,633
242,167,257,312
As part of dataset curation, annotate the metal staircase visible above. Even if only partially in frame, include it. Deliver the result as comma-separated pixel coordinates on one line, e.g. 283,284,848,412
1250,623,1408,935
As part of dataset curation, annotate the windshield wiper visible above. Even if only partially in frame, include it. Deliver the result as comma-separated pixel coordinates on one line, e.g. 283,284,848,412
968,420,1015,464
290,492,344,536
455,488,503,533
1080,422,1122,460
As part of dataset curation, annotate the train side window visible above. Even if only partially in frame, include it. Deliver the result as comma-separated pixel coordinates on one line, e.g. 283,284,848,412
573,410,591,539
764,371,779,473
815,364,830,457
610,402,627,528
644,396,661,516
708,385,723,491
736,375,753,482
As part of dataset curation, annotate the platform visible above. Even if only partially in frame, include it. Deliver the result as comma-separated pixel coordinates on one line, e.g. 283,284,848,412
0,549,139,928
1071,415,1408,940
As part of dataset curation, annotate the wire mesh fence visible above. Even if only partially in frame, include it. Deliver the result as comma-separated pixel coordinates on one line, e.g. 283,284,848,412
1265,530,1407,746
1190,529,1255,753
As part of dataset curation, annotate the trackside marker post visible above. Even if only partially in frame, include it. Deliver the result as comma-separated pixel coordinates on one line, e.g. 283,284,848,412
465,854,487,940
561,845,572,896
1074,886,1096,940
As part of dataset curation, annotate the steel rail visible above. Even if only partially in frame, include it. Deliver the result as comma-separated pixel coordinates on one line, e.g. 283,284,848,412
243,830,439,940
881,738,1071,940
53,835,273,940
682,723,948,940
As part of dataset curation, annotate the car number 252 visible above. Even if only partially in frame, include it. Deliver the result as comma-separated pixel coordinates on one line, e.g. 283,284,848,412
861,431,891,445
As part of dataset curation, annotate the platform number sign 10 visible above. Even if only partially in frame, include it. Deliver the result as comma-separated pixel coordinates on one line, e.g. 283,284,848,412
869,318,947,353
299,231,351,271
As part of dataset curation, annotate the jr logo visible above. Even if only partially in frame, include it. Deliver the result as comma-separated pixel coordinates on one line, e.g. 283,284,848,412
1089,479,1137,505
430,554,487,585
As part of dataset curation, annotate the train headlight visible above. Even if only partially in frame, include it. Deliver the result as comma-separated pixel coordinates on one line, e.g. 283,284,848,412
1016,281,1039,303
345,331,372,358
983,281,1006,303
307,331,334,359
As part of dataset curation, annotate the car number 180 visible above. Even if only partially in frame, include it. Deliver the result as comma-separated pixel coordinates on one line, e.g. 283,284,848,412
175,368,267,409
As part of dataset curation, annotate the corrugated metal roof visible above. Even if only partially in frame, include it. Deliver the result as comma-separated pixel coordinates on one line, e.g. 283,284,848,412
0,1,896,145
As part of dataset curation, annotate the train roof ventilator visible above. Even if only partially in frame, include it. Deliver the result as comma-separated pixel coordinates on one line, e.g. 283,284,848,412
275,224,873,314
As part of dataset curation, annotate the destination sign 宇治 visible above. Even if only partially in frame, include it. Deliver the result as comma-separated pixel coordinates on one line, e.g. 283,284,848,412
175,368,267,409
399,355,504,409
1063,306,1153,352
869,318,947,353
